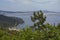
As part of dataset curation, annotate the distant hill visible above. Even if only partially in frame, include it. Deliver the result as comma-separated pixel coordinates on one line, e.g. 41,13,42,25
42,10,60,13
0,10,29,13
0,15,24,28
0,10,60,13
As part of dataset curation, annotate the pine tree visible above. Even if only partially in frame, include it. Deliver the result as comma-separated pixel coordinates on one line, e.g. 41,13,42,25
31,10,46,30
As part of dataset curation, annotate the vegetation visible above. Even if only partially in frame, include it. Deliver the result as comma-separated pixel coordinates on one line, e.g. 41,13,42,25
0,15,24,28
0,24,60,40
0,11,60,40
31,11,46,30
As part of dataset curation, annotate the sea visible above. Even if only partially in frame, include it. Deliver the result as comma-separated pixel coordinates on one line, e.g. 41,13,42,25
0,12,60,29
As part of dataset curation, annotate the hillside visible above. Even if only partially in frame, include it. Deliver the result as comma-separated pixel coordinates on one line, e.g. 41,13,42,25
0,15,24,28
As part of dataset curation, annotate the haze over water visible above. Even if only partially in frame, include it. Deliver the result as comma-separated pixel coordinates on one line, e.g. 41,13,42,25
1,12,60,28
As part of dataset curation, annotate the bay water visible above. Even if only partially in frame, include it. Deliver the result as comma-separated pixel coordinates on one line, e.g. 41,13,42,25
1,12,60,29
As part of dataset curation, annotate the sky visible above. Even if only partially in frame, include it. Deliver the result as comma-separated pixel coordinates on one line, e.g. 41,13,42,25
0,0,60,12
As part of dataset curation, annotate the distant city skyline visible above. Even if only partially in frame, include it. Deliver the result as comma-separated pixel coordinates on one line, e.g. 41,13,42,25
0,0,60,12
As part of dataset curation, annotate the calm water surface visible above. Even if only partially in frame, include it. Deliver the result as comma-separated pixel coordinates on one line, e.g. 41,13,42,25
1,12,60,28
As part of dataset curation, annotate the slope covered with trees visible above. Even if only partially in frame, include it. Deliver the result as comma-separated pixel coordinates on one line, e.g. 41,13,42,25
0,15,24,28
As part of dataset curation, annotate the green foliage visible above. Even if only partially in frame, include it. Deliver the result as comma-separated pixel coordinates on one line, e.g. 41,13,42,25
31,11,46,30
0,24,60,40
0,30,4,37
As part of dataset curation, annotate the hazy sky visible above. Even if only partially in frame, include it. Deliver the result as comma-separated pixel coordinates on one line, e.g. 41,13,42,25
0,0,60,12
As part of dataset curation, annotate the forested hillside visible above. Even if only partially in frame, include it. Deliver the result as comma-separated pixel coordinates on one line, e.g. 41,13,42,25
0,15,24,28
